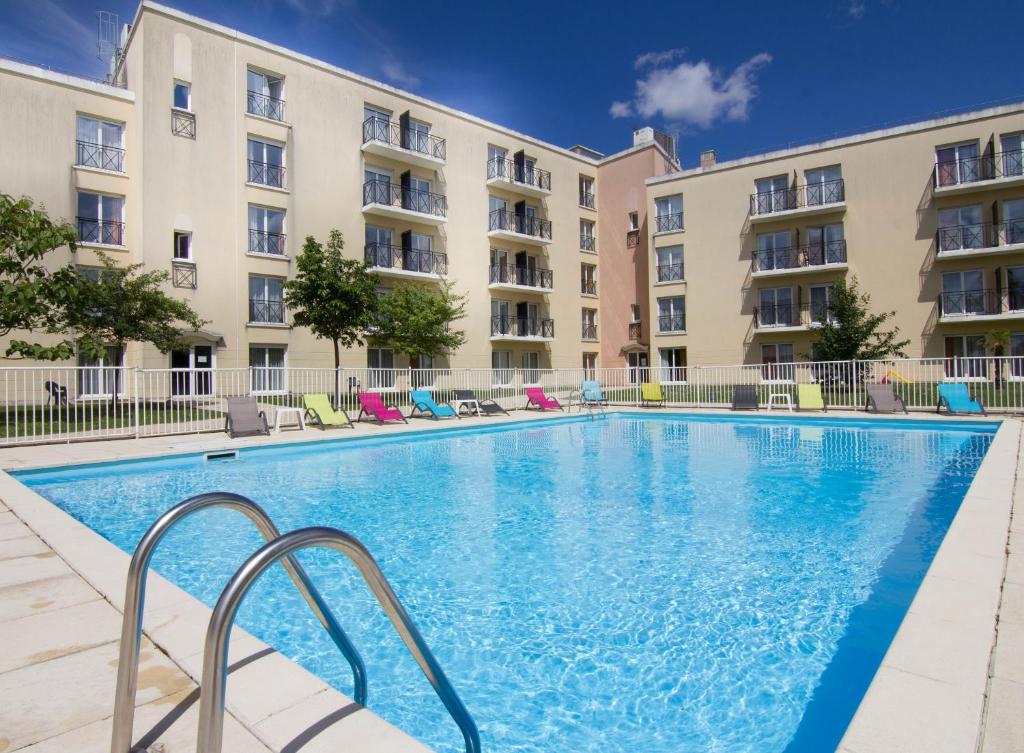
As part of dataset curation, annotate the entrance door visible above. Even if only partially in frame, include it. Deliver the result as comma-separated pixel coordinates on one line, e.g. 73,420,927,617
170,350,190,396
194,345,213,395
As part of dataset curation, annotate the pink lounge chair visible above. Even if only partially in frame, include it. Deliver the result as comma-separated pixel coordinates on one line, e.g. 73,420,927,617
357,391,408,423
525,386,562,411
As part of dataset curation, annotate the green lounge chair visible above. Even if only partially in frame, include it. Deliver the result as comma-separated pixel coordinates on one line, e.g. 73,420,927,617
796,384,826,412
937,383,985,415
640,382,664,407
303,394,353,429
410,390,459,420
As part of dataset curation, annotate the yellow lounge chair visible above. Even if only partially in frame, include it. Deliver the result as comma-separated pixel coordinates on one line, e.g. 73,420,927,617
303,394,353,429
640,382,664,407
796,384,826,412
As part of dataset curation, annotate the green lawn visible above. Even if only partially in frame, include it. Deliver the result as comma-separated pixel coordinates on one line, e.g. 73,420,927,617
0,401,221,439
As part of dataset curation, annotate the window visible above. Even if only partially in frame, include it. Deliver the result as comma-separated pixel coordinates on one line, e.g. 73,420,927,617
247,137,285,188
364,166,392,206
76,191,124,245
75,115,124,172
173,231,191,261
809,284,834,324
1011,334,1024,379
628,211,639,231
761,343,795,381
247,69,284,120
582,352,597,378
250,346,286,394
579,175,595,208
367,347,395,389
406,119,431,154
659,347,687,383
804,165,843,206
936,141,980,186
580,219,596,252
78,345,123,397
656,245,684,282
522,352,540,384
627,352,649,384
944,335,986,379
630,304,641,322
654,195,683,232
580,263,597,295
582,308,598,340
941,270,985,316
753,175,790,214
173,81,191,111
805,224,845,265
403,232,435,272
248,275,285,324
491,350,513,385
1001,133,1024,177
1002,199,1024,246
487,145,508,179
657,296,685,332
365,225,393,267
1008,267,1024,311
249,205,286,255
755,231,792,271
938,205,985,251
403,175,432,213
758,287,794,327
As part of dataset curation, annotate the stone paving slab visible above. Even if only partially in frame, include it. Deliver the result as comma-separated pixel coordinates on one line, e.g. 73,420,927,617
0,573,100,622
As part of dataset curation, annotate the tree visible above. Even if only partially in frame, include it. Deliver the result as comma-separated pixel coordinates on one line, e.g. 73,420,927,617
1,193,83,360
283,229,380,372
809,277,910,362
373,282,467,365
983,330,1011,388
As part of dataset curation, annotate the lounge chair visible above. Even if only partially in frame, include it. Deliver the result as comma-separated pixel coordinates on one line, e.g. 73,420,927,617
865,383,908,414
796,384,826,412
44,380,69,406
580,380,609,407
525,386,562,411
225,396,270,437
452,389,508,416
410,390,458,420
937,383,985,415
731,385,760,411
640,382,664,407
357,391,408,423
303,394,353,429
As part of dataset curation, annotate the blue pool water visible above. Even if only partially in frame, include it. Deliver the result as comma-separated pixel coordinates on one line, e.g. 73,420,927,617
16,413,997,753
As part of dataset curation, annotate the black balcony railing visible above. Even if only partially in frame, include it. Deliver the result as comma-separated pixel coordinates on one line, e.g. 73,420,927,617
580,234,596,252
489,263,553,289
365,243,448,276
657,262,685,282
363,179,447,218
247,90,285,121
753,239,848,272
486,158,552,191
248,160,285,188
490,316,555,338
628,321,641,340
76,140,125,173
579,191,595,209
658,313,686,332
937,221,1024,253
938,288,1024,317
935,149,1024,188
581,278,597,295
171,109,195,139
362,116,446,161
753,303,809,328
249,229,286,256
489,209,552,240
172,261,196,289
77,216,124,246
582,322,598,339
249,298,285,324
750,178,845,216
655,212,684,232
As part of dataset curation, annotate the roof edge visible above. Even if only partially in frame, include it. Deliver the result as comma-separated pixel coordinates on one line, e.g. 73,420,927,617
0,59,135,102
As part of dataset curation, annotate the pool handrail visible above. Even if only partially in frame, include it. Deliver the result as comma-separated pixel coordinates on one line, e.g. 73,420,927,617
195,526,481,753
109,492,368,753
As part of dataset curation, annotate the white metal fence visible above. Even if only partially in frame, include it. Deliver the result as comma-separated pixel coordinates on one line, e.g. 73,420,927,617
1,357,1019,446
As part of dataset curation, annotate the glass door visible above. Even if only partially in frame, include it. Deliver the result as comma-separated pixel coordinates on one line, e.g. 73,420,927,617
941,270,985,315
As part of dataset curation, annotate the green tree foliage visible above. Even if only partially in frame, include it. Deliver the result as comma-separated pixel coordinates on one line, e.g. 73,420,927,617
374,282,467,361
983,330,1011,388
809,277,910,361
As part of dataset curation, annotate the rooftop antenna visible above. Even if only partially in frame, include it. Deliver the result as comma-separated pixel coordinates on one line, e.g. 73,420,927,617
96,10,121,83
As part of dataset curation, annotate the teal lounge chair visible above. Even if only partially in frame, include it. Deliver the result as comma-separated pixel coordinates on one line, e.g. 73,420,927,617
937,383,985,415
581,380,608,406
410,390,459,420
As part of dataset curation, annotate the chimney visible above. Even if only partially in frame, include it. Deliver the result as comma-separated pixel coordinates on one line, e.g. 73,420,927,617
700,149,717,169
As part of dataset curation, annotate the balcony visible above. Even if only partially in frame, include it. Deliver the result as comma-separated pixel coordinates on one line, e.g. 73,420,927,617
934,150,1024,196
935,221,1024,260
657,313,686,334
171,109,195,139
628,321,642,341
77,217,124,247
76,140,125,173
656,262,685,283
581,278,597,295
490,315,555,342
365,243,447,281
749,179,846,222
248,229,286,256
171,261,196,289
488,263,553,293
752,240,849,277
753,303,812,332
937,289,1024,323
488,209,552,245
249,298,286,325
654,212,684,234
362,180,447,225
246,91,285,122
582,323,598,340
361,116,446,168
486,158,552,197
248,160,285,189
579,191,595,209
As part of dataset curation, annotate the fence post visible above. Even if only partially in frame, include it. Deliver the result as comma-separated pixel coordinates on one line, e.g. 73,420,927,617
335,367,341,409
133,367,141,439
852,359,860,410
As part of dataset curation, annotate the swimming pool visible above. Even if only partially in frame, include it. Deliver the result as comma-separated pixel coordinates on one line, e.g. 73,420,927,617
15,413,997,753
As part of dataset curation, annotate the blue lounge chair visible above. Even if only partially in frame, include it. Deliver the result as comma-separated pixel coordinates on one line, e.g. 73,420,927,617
937,383,985,415
581,380,608,406
410,390,459,420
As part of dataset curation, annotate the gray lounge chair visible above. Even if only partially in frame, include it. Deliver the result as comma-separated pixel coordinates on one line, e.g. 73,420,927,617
44,380,68,406
225,396,270,437
731,385,760,410
865,383,908,414
453,389,508,416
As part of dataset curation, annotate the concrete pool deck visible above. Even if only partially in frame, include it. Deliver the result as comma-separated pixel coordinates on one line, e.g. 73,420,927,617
0,407,1019,752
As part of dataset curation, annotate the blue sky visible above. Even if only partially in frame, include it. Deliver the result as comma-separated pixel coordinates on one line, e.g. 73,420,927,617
3,0,1022,166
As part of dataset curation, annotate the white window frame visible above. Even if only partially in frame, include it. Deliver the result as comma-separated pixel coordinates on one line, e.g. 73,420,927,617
173,231,192,262
491,350,513,387
249,346,287,395
76,190,125,247
173,80,192,112
658,347,687,385
657,296,686,333
760,343,796,384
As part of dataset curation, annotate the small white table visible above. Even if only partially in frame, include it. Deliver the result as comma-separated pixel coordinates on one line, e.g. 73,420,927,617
767,392,794,412
450,398,481,416
274,406,306,432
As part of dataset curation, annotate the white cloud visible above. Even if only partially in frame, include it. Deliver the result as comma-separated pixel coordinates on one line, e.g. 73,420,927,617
611,52,772,128
848,0,866,19
634,48,686,70
282,0,356,17
381,61,421,89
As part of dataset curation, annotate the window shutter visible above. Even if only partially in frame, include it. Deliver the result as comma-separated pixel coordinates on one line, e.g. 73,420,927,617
399,111,410,150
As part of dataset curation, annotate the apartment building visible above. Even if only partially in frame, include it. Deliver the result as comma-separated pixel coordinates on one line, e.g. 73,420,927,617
0,1,675,387
645,104,1024,380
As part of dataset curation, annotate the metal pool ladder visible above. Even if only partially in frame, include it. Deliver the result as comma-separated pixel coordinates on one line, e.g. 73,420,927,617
110,492,480,753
